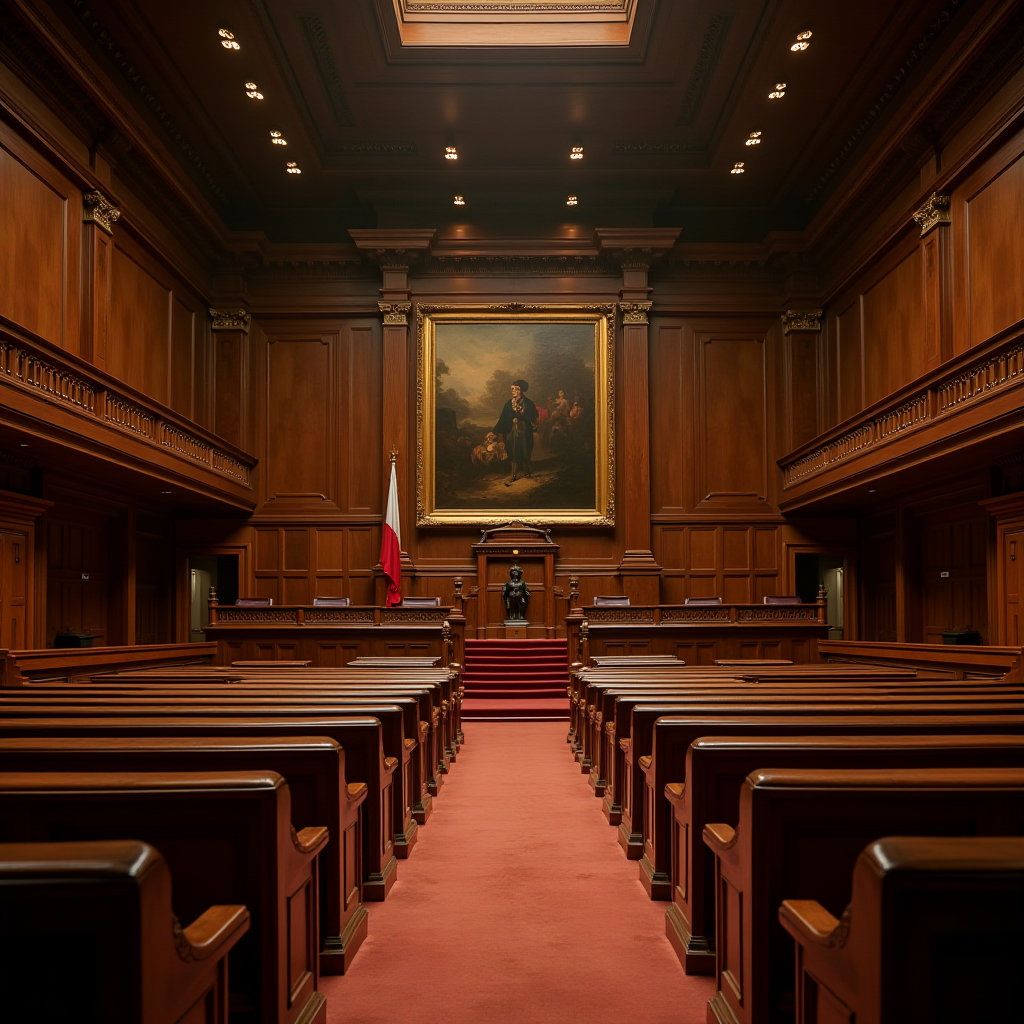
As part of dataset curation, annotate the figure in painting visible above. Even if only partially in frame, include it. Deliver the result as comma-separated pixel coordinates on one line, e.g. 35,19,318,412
486,379,538,486
502,564,530,622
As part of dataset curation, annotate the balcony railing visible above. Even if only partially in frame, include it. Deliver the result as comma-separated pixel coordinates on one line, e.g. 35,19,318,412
779,318,1024,491
0,331,254,491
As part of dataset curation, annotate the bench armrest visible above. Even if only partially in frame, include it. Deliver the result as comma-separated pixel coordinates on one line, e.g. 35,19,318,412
702,823,737,851
292,825,329,854
346,781,369,808
664,782,685,805
618,738,630,753
384,756,399,775
180,904,250,960
778,900,842,946
404,738,418,751
638,755,653,773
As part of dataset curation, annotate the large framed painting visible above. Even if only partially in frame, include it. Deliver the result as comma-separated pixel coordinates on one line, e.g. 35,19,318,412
416,304,615,526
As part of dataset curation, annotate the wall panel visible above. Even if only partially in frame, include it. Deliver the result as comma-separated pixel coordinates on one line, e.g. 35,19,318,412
649,323,687,513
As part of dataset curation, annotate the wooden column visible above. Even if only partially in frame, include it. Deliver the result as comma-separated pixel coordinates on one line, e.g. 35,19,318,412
595,228,680,604
80,190,120,369
209,309,251,451
781,310,823,453
913,193,953,371
350,230,437,603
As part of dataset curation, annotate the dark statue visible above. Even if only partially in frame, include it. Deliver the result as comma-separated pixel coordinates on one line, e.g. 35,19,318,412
502,564,530,623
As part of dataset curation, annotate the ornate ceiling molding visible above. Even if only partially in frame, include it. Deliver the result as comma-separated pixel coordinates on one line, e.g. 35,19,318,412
677,14,731,126
912,193,951,236
299,15,355,128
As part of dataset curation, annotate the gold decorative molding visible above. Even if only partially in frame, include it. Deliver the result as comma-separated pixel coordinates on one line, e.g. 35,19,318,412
782,309,823,334
379,301,412,325
209,309,251,333
82,190,121,235
620,301,652,324
912,192,951,236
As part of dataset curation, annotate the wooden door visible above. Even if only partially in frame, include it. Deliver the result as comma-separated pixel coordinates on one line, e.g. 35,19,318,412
1004,529,1024,645
0,530,29,649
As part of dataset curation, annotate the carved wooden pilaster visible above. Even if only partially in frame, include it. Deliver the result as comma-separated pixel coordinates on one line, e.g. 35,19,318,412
781,310,823,452
81,190,120,368
596,228,680,603
350,230,437,596
209,309,251,449
914,194,953,369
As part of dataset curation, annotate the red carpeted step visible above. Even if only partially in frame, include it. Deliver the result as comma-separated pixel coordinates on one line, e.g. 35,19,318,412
461,638,570,720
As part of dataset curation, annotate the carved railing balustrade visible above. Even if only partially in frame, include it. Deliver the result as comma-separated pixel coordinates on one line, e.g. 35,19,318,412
780,319,1024,490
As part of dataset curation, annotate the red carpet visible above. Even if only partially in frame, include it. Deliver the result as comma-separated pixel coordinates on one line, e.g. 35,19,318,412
461,640,570,720
323,722,713,1023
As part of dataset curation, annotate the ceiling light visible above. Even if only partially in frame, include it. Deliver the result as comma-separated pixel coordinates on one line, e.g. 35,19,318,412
270,130,287,146
160,490,173,495
768,83,787,99
745,131,762,146
566,195,578,206
286,161,301,174
791,30,812,52
453,195,465,206
245,82,264,100
218,28,240,51
730,162,745,175
570,146,584,160
445,147,458,161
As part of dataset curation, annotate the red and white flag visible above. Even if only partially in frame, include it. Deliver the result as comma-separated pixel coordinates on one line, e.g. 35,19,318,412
380,460,402,607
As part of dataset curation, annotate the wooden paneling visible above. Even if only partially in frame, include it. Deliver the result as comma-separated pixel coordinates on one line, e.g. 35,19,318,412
694,331,770,510
836,298,862,422
0,127,78,350
170,297,195,419
649,323,687,513
962,148,1024,350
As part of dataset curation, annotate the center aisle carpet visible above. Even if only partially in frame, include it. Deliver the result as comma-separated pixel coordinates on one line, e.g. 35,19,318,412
323,722,714,1024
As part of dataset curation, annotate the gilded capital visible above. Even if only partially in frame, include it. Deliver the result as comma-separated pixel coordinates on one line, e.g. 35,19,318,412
379,301,412,325
209,308,251,333
620,301,652,324
82,190,121,235
912,193,951,236
782,309,823,334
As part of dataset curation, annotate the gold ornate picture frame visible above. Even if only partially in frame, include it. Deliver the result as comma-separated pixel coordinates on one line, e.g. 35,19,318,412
416,304,615,526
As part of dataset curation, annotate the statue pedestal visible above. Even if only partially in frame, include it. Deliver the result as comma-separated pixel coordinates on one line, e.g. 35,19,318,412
504,619,529,639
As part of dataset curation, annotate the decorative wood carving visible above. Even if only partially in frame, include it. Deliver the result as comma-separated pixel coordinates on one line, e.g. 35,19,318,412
209,309,251,333
781,309,823,334
82,190,120,235
912,192,951,235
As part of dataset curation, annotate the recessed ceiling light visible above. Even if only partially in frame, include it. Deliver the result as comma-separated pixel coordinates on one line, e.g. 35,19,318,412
769,82,787,99
566,195,578,206
19,443,29,447
270,130,287,146
245,82,264,100
570,146,584,161
160,490,173,495
445,146,458,161
791,30,812,52
730,161,745,175
868,489,876,493
218,28,240,51
453,195,465,206
286,161,301,174
745,130,762,146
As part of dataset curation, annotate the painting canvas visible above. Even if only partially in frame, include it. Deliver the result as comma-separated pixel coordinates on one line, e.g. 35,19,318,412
416,306,615,525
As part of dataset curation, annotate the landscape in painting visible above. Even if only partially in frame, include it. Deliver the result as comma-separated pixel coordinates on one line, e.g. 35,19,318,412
432,321,598,512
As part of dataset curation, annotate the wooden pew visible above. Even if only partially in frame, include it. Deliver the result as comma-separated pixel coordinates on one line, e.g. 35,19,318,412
9,682,443,825
0,839,249,1024
779,836,1024,1024
0,715,399,900
0,771,329,1024
0,696,421,862
0,735,367,975
663,733,1024,974
622,695,1024,868
702,767,1024,1024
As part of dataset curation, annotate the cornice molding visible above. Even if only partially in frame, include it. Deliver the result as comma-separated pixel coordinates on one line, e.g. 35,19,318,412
209,309,251,333
677,14,731,126
782,309,823,334
82,190,120,235
912,192,951,235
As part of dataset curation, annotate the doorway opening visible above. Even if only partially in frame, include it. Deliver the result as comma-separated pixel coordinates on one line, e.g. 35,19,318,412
795,553,845,639
188,555,238,642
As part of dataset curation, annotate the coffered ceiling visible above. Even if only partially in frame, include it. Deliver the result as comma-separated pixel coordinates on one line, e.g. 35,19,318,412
44,0,989,243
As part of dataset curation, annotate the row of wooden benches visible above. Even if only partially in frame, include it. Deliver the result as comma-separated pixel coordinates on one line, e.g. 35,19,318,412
0,657,464,1024
567,655,1024,1024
